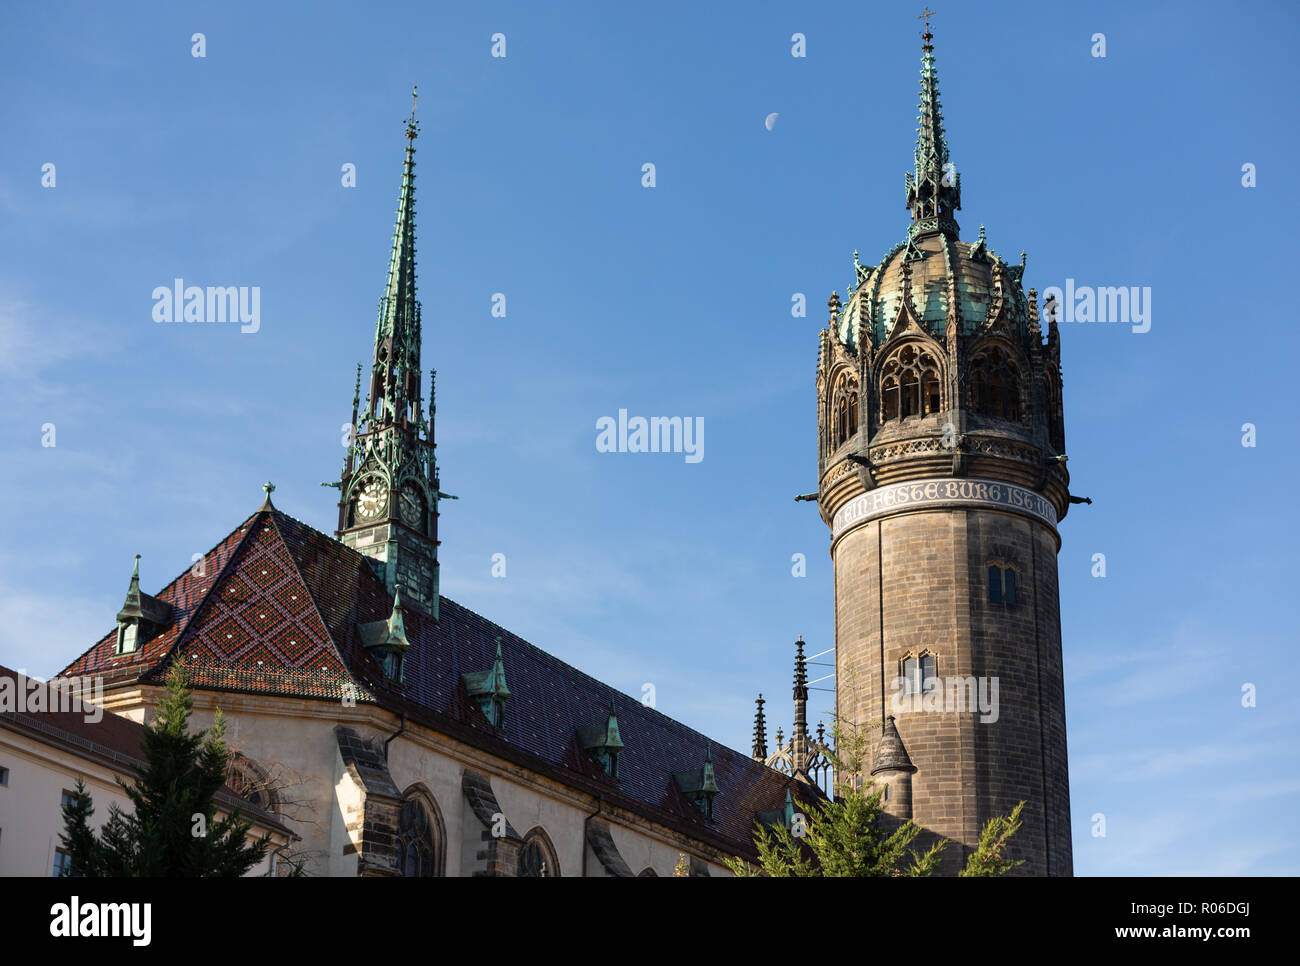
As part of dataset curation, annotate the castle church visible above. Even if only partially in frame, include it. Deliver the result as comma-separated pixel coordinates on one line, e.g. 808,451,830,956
52,23,1074,876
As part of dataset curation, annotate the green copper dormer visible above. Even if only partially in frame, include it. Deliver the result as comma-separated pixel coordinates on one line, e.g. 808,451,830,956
757,787,796,831
463,637,510,727
674,746,719,819
904,20,961,239
359,585,412,682
577,702,624,777
114,555,173,656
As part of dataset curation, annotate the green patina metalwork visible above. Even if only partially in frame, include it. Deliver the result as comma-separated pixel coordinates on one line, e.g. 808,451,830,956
463,638,511,727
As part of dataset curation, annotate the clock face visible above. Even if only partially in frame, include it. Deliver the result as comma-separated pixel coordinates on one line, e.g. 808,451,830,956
399,484,424,528
355,477,387,521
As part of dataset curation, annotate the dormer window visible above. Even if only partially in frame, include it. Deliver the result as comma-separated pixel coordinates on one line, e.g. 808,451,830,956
381,650,404,682
577,703,623,778
112,555,174,657
462,638,511,730
359,585,411,683
674,748,719,820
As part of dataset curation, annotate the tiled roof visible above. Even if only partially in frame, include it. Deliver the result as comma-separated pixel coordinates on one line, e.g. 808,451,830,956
60,506,817,858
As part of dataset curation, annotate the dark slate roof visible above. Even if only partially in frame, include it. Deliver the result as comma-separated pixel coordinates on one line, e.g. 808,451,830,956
61,506,816,858
0,665,291,838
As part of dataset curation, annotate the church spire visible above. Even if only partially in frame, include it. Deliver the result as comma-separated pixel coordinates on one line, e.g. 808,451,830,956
904,13,961,237
335,87,443,621
368,86,423,429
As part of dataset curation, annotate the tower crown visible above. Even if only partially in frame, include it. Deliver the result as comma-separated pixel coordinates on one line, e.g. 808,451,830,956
815,26,1069,524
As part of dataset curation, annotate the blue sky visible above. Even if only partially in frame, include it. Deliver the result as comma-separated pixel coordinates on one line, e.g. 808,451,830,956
2,0,1297,875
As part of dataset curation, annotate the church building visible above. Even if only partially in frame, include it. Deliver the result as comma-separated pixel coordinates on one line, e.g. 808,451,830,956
50,22,1075,877
55,97,811,877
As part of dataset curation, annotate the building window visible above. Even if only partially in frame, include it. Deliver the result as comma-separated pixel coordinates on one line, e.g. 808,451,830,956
920,653,938,691
381,650,404,682
116,621,138,655
901,656,919,694
396,789,444,877
988,565,1017,605
225,753,278,815
518,829,559,877
0,766,8,786
901,655,939,694
60,789,77,809
53,848,72,877
879,344,941,424
831,373,860,449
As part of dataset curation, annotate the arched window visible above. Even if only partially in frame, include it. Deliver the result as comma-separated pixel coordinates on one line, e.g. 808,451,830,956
396,788,445,877
225,752,278,815
518,828,559,878
879,344,941,424
830,373,860,449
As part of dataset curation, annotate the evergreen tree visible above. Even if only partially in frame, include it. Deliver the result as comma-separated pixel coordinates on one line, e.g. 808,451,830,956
58,777,103,876
60,658,270,877
959,800,1026,877
727,719,1023,877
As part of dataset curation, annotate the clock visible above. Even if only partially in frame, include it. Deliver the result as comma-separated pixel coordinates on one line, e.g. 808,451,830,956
398,484,424,528
355,477,388,521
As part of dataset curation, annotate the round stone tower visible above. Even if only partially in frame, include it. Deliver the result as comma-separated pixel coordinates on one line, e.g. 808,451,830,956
816,23,1073,876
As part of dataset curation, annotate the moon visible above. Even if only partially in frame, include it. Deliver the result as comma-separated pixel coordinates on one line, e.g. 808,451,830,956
764,112,779,131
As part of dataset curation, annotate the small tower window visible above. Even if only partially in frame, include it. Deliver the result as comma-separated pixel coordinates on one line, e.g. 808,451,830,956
920,653,938,692
116,621,139,655
988,565,1018,606
901,655,919,694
